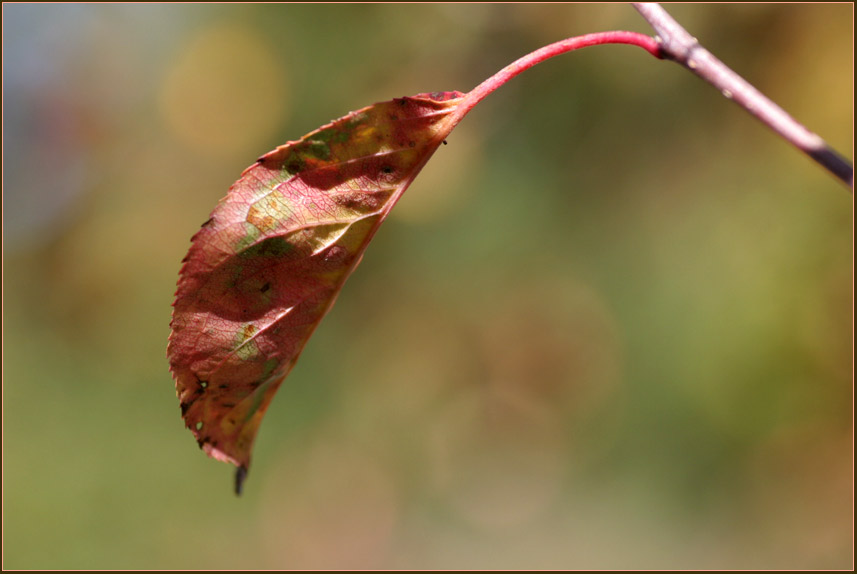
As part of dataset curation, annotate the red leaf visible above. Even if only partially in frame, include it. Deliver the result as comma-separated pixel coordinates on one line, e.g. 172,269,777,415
167,91,466,492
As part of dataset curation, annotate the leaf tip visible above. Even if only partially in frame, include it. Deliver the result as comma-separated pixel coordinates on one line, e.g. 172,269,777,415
235,465,248,496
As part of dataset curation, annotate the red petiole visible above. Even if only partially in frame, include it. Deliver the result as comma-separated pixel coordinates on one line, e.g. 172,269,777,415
453,31,662,123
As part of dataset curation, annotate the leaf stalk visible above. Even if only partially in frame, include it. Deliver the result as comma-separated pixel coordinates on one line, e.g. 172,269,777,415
455,31,661,122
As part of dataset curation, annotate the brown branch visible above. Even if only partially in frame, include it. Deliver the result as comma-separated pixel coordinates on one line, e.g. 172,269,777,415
632,2,853,190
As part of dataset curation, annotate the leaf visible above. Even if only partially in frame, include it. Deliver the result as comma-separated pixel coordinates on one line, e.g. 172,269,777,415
167,91,466,493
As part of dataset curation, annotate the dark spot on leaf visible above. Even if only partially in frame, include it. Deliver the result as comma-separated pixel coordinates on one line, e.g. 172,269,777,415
408,141,415,148
381,166,394,174
221,403,236,408
196,438,205,448
442,140,448,145
200,217,214,228
180,402,190,416
284,155,305,174
260,282,270,293
219,384,229,390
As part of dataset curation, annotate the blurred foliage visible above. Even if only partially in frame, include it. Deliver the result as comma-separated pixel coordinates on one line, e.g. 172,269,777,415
2,4,852,569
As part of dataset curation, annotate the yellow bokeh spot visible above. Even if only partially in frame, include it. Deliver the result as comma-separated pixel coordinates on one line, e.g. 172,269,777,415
160,23,288,156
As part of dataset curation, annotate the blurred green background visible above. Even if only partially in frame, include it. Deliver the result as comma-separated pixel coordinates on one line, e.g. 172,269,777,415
3,4,852,569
